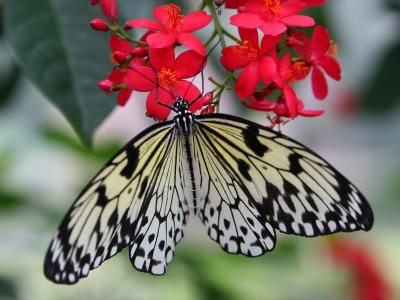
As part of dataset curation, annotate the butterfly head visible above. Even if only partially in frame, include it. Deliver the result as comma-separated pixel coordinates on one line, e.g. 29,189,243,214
173,97,189,115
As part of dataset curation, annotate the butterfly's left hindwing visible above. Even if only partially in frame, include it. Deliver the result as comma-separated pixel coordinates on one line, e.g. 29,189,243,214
44,120,189,284
195,114,373,245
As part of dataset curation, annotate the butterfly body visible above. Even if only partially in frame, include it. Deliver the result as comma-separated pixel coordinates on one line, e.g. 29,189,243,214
44,98,373,284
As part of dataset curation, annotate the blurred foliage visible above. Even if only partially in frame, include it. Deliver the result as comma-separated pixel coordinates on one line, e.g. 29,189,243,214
361,1,400,114
41,127,122,162
0,276,17,300
3,0,114,145
362,40,400,114
0,4,20,107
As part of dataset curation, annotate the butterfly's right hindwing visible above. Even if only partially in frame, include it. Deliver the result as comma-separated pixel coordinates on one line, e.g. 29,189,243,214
44,120,186,284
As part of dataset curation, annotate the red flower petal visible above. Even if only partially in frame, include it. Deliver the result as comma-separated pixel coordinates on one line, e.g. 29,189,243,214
146,87,174,121
117,89,132,106
220,46,253,70
109,34,132,55
258,56,276,85
238,27,259,49
298,108,324,117
153,4,170,25
107,68,125,84
278,1,307,17
235,61,260,99
260,34,281,54
124,66,156,91
311,67,328,99
242,100,276,111
174,50,205,79
283,85,298,119
126,19,164,31
146,32,176,49
149,47,175,71
230,13,265,28
181,11,212,32
311,25,330,59
261,22,287,36
177,32,206,56
317,56,341,80
280,15,315,27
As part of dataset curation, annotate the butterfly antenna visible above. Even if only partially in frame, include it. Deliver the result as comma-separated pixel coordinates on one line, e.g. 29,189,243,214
186,40,221,109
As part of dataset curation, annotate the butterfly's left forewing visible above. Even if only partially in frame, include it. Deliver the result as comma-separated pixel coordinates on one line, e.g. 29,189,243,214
195,114,373,250
44,121,189,283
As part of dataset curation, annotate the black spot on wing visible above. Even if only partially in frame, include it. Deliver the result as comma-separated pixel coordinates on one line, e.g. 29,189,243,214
243,125,269,157
96,185,108,206
120,146,139,179
237,159,252,181
288,153,302,175
139,176,149,198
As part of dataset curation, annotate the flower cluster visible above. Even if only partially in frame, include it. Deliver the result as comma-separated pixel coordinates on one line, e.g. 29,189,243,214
91,0,341,127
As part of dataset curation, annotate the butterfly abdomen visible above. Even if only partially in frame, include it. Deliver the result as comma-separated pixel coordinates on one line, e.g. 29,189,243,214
174,112,202,212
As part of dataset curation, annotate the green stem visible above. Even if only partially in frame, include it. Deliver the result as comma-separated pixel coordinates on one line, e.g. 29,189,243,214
206,2,226,48
110,25,148,46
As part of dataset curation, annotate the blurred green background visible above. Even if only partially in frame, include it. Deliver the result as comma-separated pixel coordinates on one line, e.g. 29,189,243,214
1,0,399,299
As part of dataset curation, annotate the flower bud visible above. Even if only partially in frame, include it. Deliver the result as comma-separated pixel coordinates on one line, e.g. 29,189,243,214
90,18,109,31
202,92,213,105
113,51,126,64
90,0,100,5
130,47,148,58
98,79,113,93
201,105,215,115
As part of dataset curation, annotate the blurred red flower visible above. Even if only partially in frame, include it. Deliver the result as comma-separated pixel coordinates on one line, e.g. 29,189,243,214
328,239,391,300
126,4,212,56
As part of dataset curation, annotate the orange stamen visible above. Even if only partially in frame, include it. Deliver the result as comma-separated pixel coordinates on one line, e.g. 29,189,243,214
263,0,281,14
233,40,258,59
164,4,183,29
328,42,339,56
286,61,309,83
158,67,179,87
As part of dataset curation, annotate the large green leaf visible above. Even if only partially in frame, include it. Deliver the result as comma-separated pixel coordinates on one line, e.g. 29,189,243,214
3,0,115,144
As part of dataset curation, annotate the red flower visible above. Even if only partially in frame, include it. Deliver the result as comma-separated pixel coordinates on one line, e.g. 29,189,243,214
221,28,278,99
124,47,205,120
328,239,391,300
291,25,341,99
230,0,315,36
126,4,212,56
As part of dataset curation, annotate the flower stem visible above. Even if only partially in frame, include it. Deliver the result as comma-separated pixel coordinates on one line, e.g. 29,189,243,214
206,2,226,48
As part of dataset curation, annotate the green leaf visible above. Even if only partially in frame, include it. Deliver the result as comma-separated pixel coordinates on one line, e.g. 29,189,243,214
3,0,115,144
362,40,400,114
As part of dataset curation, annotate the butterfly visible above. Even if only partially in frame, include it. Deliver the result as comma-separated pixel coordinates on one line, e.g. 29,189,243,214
44,97,373,284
